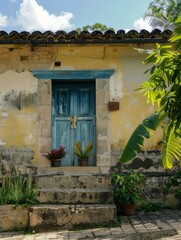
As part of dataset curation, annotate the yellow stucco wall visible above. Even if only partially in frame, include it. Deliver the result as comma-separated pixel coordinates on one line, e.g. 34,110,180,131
0,43,163,168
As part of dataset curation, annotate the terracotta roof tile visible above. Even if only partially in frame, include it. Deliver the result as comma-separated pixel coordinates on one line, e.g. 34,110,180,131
0,29,172,44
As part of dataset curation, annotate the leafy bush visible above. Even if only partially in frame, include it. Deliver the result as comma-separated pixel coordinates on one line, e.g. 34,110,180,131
0,166,38,205
140,201,165,212
112,170,147,205
164,171,181,207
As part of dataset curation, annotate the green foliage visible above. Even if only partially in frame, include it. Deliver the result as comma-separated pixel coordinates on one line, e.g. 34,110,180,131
145,0,181,29
164,171,181,201
0,166,38,205
120,17,181,169
112,170,147,205
162,125,181,168
120,112,164,163
140,201,165,212
73,141,93,160
170,16,181,50
75,23,115,33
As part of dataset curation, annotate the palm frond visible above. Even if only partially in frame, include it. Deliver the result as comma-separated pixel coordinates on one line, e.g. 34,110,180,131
84,142,93,156
73,141,93,159
162,124,181,168
73,141,83,158
120,112,164,163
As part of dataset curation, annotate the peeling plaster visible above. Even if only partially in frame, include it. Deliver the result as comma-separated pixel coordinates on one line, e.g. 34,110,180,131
0,70,37,93
110,70,124,100
1,112,8,117
0,140,6,146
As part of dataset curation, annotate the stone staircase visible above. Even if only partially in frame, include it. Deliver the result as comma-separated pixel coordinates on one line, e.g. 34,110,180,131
29,167,117,230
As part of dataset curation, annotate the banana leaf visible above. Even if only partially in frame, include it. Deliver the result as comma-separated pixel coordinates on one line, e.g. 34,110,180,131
162,124,181,169
120,112,164,163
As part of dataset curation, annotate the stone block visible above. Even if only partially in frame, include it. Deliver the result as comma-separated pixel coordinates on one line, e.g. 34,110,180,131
38,81,51,105
39,137,51,153
96,106,109,120
37,189,114,204
96,91,106,106
97,138,109,155
36,174,111,190
38,106,51,121
29,204,117,230
39,120,51,138
96,79,109,91
97,155,110,166
96,120,109,136
0,205,28,231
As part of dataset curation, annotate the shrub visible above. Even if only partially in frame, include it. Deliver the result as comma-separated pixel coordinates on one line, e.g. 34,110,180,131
0,166,38,205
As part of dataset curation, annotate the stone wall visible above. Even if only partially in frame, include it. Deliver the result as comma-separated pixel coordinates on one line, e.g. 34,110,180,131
0,205,29,231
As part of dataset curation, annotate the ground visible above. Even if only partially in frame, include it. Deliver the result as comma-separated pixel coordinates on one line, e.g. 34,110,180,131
0,209,181,239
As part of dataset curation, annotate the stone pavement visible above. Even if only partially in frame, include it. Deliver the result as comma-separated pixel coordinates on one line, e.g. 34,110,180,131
1,209,181,240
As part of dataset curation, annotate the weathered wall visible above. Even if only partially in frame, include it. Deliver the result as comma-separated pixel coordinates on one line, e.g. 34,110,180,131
0,43,165,173
0,205,29,231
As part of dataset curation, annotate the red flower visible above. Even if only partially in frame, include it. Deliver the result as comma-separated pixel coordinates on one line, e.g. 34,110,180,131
43,146,66,161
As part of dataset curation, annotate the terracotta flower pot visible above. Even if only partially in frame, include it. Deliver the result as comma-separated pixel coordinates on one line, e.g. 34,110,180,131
79,159,88,166
120,201,135,215
51,159,62,167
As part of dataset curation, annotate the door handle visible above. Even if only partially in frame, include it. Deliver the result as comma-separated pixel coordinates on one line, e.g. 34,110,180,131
71,116,77,128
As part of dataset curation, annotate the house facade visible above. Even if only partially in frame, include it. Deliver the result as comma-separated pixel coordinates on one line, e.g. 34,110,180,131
0,29,172,175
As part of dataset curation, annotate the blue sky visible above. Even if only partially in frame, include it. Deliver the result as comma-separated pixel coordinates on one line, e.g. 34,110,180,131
0,0,153,32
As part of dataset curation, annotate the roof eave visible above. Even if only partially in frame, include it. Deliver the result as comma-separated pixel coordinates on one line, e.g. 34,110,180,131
0,38,169,45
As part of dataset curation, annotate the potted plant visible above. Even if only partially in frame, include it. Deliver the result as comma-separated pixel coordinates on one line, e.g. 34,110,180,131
43,145,66,167
112,169,147,215
73,141,93,166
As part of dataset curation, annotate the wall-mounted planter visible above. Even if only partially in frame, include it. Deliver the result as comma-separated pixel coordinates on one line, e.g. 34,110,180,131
108,102,119,111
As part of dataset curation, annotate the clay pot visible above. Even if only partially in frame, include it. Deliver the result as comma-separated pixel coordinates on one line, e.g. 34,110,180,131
120,201,135,215
79,159,88,166
51,159,62,167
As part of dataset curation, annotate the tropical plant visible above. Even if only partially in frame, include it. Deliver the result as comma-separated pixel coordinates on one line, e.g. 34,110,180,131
73,141,93,160
43,145,66,161
112,170,147,205
145,0,181,30
164,171,181,207
120,17,181,169
140,201,165,212
0,165,38,205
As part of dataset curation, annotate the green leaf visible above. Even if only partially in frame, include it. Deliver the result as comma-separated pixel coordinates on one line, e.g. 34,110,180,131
162,124,181,168
120,112,165,163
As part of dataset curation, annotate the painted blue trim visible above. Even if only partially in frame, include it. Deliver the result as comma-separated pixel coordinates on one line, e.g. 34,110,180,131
32,69,115,79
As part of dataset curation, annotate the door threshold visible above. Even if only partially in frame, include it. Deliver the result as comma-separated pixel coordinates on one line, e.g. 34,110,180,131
41,166,101,175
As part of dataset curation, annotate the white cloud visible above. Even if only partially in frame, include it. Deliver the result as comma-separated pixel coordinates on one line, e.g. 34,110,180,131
0,13,8,28
133,17,153,32
15,0,74,32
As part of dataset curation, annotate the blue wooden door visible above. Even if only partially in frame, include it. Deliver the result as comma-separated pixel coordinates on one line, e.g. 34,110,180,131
52,81,96,166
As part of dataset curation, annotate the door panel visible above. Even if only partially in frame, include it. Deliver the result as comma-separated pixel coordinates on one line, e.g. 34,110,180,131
52,81,96,166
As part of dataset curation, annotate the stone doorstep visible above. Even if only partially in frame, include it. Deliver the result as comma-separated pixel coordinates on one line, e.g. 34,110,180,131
37,188,114,204
29,204,117,230
40,166,101,175
36,174,112,190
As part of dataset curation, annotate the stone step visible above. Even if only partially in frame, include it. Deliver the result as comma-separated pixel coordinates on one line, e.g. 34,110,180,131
37,188,114,204
36,174,112,190
42,166,101,174
29,204,117,230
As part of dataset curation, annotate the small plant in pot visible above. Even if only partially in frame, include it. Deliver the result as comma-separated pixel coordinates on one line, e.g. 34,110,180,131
43,145,66,167
112,169,147,215
74,141,93,166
